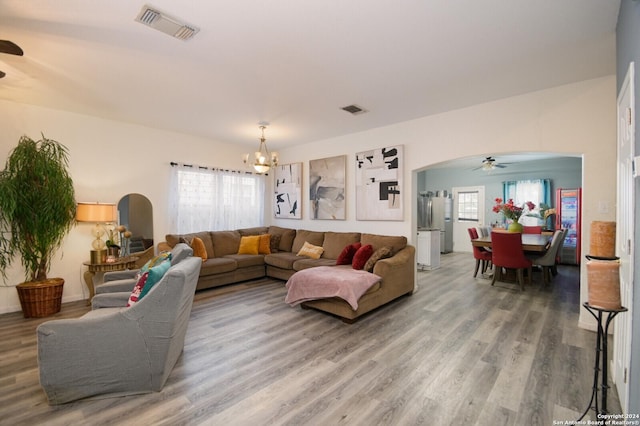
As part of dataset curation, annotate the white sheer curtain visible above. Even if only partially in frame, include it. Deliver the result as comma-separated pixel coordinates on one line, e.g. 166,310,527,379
168,163,265,233
503,179,551,226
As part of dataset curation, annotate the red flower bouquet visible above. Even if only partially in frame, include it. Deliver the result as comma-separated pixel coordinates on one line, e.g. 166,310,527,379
492,198,535,222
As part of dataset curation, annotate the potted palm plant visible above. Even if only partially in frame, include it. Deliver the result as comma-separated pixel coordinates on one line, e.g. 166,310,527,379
0,135,77,318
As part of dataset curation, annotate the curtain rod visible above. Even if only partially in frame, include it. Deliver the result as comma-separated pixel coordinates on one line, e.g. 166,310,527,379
169,161,268,176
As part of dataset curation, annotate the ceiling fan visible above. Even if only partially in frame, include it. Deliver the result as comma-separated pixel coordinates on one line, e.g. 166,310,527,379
473,156,509,171
0,40,24,79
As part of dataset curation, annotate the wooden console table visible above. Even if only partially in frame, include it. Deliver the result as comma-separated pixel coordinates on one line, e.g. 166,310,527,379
83,256,138,304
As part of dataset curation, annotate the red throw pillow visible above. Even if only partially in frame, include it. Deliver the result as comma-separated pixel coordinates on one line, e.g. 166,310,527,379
127,272,149,307
352,244,374,270
336,242,362,265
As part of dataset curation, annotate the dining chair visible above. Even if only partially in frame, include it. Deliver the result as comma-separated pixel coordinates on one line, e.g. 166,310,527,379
490,231,532,291
468,228,492,277
551,228,568,276
530,229,566,286
523,225,543,234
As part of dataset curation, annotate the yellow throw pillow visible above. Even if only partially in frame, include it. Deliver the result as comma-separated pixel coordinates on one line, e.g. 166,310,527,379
191,236,208,261
258,234,271,254
297,241,324,259
238,235,260,255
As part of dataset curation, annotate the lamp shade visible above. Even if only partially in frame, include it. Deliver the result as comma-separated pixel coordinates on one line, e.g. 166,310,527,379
76,202,117,223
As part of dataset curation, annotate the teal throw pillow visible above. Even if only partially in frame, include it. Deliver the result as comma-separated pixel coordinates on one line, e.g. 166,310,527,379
138,259,172,300
139,252,172,275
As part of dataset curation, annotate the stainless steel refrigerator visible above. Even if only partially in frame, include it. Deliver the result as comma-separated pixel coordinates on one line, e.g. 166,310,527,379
418,192,453,253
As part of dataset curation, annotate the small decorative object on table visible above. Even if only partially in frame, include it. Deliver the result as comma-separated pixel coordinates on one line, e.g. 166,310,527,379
492,198,536,233
105,225,121,262
120,229,132,257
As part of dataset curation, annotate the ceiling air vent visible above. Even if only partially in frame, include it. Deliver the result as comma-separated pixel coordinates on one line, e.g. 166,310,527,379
135,5,200,41
341,104,368,115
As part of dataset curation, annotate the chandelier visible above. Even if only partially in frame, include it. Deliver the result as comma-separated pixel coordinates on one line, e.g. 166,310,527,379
243,124,278,173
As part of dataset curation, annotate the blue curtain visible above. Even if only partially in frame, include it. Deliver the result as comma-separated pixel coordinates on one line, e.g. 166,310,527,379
502,179,551,226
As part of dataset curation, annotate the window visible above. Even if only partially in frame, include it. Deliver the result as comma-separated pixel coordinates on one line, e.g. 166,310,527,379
457,191,479,222
503,179,551,226
168,164,265,233
504,179,549,205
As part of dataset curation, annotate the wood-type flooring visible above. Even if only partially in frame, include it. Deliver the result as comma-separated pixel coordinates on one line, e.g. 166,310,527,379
0,252,621,425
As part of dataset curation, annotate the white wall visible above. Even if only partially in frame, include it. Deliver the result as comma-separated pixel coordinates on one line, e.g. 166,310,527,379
0,75,617,328
0,100,250,314
274,75,617,329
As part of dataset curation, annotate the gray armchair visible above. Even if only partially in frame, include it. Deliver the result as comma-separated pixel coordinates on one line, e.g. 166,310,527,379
37,255,202,405
95,243,193,296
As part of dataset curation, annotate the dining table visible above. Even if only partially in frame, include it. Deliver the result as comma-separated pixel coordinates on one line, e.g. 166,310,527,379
471,232,551,253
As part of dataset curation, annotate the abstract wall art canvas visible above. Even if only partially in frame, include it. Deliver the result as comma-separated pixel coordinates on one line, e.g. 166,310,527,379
274,163,302,219
356,145,403,221
309,155,346,220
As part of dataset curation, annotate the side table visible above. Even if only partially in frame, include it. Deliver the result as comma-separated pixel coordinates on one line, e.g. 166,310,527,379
82,256,139,305
577,302,628,420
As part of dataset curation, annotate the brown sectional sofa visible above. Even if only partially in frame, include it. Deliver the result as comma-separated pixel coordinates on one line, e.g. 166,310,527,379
158,226,415,321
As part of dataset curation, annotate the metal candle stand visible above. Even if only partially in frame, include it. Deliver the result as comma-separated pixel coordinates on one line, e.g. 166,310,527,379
577,302,627,421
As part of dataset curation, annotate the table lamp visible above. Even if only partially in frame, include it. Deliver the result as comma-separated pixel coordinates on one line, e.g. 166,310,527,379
76,202,117,263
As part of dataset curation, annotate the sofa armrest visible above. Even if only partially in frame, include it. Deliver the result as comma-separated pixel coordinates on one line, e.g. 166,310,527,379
103,270,139,283
372,245,415,294
95,278,136,295
157,241,172,252
92,292,131,309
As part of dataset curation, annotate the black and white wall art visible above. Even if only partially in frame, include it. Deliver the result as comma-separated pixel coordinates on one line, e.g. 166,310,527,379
309,155,346,220
274,163,302,219
356,145,403,221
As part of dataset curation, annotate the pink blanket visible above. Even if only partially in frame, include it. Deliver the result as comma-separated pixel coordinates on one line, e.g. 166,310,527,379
285,265,382,310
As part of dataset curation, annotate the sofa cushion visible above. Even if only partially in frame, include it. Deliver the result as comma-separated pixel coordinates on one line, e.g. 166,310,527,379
292,230,325,253
268,226,296,252
238,235,260,255
360,233,407,254
322,232,361,259
293,258,338,271
140,252,172,274
297,241,324,259
352,244,374,270
336,242,362,265
258,234,271,255
364,246,393,272
190,237,208,261
200,257,237,275
166,231,215,258
224,254,265,268
126,272,149,307
139,259,172,299
269,234,281,253
238,226,269,236
211,230,242,257
264,252,301,270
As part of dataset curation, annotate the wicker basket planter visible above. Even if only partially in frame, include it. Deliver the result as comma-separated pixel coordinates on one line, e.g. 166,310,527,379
16,278,65,318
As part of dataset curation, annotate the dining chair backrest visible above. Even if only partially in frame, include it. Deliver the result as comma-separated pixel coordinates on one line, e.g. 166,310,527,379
555,228,568,263
468,228,491,260
491,231,531,269
468,227,479,240
523,226,542,234
532,229,565,267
